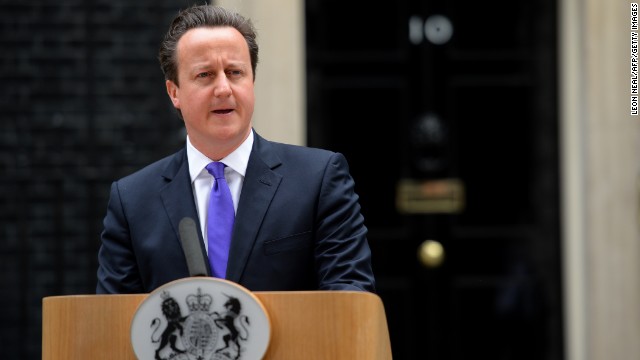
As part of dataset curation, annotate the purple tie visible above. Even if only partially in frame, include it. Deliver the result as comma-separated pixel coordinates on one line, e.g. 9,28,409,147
205,162,234,278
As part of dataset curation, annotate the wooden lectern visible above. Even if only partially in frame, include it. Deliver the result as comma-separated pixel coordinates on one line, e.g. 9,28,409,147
42,291,392,359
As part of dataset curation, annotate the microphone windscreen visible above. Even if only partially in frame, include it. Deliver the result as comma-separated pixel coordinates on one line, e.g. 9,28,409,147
179,217,208,277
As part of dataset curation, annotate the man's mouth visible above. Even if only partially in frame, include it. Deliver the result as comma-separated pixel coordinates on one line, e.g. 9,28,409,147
213,109,234,114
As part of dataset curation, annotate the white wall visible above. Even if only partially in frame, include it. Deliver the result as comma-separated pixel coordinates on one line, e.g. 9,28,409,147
561,0,640,359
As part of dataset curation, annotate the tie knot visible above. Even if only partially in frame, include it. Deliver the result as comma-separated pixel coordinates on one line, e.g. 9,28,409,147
205,162,226,180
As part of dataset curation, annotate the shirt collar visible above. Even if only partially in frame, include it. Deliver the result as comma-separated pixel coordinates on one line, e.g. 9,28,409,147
186,130,254,182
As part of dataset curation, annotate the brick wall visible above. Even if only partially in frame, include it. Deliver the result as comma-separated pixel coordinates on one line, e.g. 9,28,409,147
0,1,192,357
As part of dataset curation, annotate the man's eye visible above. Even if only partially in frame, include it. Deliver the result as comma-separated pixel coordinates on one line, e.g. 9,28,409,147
197,72,210,78
227,70,242,77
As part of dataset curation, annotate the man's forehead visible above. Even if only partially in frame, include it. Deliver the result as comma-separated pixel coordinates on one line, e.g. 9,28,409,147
178,27,246,49
176,27,250,60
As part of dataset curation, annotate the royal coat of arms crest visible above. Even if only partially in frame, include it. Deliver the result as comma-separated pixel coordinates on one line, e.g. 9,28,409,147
131,278,270,360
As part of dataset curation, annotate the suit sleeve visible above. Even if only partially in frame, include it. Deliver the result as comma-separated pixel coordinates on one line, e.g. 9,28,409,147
96,181,144,294
314,153,376,292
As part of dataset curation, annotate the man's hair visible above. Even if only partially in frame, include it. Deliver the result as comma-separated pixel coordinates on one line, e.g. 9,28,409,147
158,5,259,85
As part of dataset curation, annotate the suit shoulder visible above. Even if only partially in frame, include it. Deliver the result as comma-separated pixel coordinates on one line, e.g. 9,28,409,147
267,140,338,162
255,136,354,176
115,149,184,187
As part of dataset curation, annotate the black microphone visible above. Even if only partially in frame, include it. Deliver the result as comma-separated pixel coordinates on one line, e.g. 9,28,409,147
179,217,208,277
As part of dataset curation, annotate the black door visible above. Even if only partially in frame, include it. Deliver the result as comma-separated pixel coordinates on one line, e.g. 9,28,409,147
306,1,562,359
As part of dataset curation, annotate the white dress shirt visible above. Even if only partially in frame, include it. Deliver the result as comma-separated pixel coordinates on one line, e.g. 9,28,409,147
186,131,254,254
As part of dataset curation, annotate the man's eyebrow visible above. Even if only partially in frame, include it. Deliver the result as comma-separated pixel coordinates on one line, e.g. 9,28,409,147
189,63,211,72
189,61,247,71
225,61,248,68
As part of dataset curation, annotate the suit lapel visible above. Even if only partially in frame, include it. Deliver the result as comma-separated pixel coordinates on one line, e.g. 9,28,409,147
159,149,211,275
226,134,282,283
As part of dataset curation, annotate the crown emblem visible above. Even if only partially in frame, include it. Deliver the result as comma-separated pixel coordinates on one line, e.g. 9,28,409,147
186,287,213,312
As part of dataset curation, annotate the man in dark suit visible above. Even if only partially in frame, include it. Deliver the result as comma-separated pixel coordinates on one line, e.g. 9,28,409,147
96,5,375,294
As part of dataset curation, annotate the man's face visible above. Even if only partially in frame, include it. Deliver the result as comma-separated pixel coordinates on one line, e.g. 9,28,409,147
166,26,255,160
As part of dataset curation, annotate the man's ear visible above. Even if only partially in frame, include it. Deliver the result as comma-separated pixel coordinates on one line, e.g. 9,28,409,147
166,80,180,109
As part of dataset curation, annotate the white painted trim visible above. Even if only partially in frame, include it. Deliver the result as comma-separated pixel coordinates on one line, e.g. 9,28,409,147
559,0,588,358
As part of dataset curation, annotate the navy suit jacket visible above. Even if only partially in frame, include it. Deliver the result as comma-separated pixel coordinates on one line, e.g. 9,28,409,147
96,132,375,293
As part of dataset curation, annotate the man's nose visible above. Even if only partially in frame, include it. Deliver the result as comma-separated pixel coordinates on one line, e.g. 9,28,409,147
213,74,232,97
